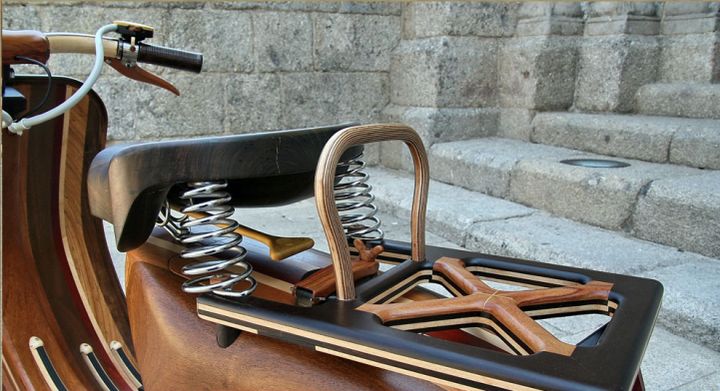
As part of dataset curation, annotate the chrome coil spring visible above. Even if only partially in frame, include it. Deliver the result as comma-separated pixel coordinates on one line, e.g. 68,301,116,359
155,181,256,298
334,153,384,241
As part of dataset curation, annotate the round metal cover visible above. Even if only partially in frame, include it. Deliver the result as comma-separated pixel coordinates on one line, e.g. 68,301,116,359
560,158,630,168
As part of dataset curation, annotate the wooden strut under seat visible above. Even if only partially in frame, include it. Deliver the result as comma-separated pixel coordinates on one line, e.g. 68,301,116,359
194,124,663,391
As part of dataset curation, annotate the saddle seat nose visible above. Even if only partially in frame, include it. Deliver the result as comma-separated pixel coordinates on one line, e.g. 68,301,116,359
87,123,362,252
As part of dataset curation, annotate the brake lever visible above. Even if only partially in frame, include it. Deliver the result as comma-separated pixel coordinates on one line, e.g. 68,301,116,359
105,58,179,95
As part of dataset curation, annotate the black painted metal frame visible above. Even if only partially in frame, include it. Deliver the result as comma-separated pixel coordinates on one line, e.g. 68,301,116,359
197,241,663,391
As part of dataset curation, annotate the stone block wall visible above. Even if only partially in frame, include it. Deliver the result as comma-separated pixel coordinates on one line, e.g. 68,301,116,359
3,1,719,145
3,1,401,142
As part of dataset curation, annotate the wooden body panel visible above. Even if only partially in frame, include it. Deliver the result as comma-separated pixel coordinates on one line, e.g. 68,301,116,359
197,242,661,391
125,235,449,391
2,76,135,390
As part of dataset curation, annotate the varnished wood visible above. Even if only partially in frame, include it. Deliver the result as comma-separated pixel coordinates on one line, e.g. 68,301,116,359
3,81,100,390
57,85,138,386
295,260,379,299
235,224,315,261
2,30,49,64
2,77,135,391
106,58,180,95
294,239,381,300
353,238,384,262
314,123,429,300
186,209,315,261
359,257,614,356
125,249,445,391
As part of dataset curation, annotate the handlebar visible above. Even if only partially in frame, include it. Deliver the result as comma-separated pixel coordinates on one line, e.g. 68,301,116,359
137,42,203,73
2,23,203,134
2,30,50,65
3,31,203,74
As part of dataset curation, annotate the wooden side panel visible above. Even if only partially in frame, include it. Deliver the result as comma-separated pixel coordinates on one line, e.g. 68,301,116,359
2,83,93,389
57,84,138,385
2,77,133,390
125,249,445,391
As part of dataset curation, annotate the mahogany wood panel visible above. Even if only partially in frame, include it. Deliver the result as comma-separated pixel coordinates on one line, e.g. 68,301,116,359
57,85,139,384
2,77,134,390
295,260,379,299
3,81,99,390
2,30,50,64
125,254,445,391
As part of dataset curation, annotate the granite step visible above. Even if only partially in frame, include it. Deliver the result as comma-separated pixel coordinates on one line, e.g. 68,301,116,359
636,82,720,119
367,166,720,353
531,112,720,169
426,137,719,258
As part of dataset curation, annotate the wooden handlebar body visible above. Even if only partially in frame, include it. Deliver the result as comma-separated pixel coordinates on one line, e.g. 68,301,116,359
3,30,121,65
2,30,50,64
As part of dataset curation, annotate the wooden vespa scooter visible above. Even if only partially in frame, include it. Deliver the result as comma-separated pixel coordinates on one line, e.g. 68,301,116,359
90,124,662,390
3,23,661,391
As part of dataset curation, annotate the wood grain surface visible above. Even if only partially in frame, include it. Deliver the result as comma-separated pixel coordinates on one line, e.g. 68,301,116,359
2,30,49,64
57,85,139,387
314,123,429,300
359,257,614,356
125,244,447,391
2,77,134,390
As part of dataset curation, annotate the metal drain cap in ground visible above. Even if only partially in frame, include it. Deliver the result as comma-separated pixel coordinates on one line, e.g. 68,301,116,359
560,158,630,168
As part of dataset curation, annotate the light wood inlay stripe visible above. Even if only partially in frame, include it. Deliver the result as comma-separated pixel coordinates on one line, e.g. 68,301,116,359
316,347,493,391
58,87,132,385
198,303,540,391
29,337,67,391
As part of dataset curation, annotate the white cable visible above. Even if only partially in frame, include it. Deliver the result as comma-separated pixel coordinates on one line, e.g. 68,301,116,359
6,23,118,135
2,110,13,129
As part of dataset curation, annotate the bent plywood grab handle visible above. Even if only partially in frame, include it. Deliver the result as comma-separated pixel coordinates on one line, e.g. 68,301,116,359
314,123,429,300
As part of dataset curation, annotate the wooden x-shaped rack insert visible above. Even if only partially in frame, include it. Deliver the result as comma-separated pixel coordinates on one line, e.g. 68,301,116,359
358,257,614,357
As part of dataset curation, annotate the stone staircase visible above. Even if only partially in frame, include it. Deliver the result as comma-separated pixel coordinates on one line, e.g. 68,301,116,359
637,83,720,119
369,162,719,345
370,80,720,358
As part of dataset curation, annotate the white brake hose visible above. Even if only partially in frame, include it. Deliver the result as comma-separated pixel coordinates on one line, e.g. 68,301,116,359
3,23,118,135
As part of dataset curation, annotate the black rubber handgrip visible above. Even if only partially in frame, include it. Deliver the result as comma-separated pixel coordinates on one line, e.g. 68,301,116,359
136,43,202,73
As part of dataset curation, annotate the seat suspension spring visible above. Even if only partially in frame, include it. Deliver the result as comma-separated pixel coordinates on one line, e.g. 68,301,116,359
156,181,256,298
334,152,384,242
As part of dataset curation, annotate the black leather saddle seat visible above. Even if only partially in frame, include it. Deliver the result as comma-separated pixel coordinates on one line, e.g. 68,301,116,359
88,123,362,252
